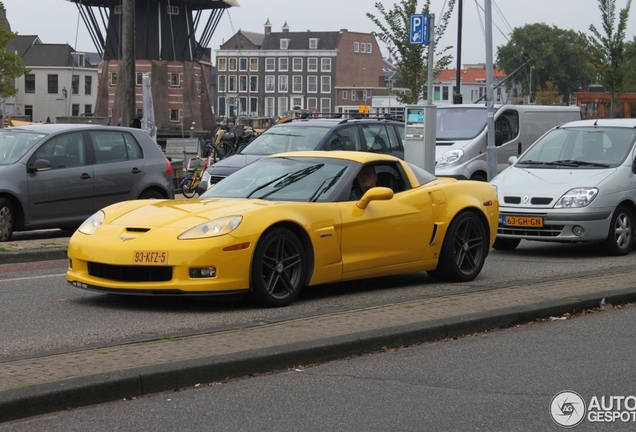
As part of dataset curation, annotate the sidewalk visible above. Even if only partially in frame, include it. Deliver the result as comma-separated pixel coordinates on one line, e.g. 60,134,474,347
2,240,636,423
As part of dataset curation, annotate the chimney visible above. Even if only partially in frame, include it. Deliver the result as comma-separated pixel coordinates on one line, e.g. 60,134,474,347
264,18,272,35
282,21,290,34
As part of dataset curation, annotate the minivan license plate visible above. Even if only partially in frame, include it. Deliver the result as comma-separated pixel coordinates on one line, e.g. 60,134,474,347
503,216,543,227
134,251,168,264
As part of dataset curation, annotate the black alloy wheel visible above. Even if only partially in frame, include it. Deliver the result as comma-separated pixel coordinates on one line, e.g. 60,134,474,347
251,228,306,307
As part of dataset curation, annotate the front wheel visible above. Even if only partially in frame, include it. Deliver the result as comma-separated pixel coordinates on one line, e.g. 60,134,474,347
0,197,14,242
181,178,196,198
428,211,489,282
250,228,306,307
601,205,634,256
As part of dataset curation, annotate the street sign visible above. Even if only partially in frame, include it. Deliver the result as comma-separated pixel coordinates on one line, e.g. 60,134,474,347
409,14,429,45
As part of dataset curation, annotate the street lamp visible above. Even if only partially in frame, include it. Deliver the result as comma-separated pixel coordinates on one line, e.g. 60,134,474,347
529,66,535,104
62,87,68,117
363,68,367,106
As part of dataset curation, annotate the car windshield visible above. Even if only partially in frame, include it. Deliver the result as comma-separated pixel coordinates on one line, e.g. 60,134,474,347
201,157,352,202
240,125,331,155
436,107,487,140
0,130,47,165
517,127,636,168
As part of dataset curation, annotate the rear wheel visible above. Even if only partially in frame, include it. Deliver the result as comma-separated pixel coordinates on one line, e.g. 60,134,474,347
428,211,489,282
139,190,164,199
601,205,634,256
0,198,14,242
218,141,236,159
250,228,306,307
181,178,196,198
492,237,521,251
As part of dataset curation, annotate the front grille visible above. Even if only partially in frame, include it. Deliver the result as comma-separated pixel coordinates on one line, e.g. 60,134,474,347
497,224,565,238
88,262,172,282
209,175,227,184
503,196,553,205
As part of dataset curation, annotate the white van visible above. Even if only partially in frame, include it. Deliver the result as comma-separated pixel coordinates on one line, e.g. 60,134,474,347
434,104,583,181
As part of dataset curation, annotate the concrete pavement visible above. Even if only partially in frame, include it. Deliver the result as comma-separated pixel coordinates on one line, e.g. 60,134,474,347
1,235,636,423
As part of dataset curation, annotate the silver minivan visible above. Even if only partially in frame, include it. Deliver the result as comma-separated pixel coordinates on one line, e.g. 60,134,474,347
491,118,636,256
0,124,175,241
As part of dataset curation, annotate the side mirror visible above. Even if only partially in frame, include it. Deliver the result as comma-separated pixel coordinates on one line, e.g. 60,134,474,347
27,158,52,173
356,187,394,209
508,156,518,165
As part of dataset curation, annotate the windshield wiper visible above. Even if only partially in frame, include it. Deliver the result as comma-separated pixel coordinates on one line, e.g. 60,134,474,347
545,160,611,168
517,160,548,165
308,167,347,202
249,164,325,199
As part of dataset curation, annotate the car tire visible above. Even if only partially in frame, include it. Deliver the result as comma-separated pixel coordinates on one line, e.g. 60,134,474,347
250,227,306,307
0,198,14,242
181,178,196,198
469,173,487,182
427,211,489,282
492,237,521,251
138,190,164,199
601,205,634,256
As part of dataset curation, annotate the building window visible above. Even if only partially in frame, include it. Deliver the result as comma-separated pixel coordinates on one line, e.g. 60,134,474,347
320,98,331,113
218,97,226,116
85,104,92,115
265,58,275,71
170,109,180,122
25,74,35,93
360,43,366,54
228,75,237,92
250,58,258,71
136,108,143,119
114,5,122,14
307,97,317,111
170,73,180,87
136,72,143,85
278,75,288,93
308,58,318,72
218,58,227,71
354,42,359,53
239,75,248,92
321,76,331,93
48,74,59,93
292,97,303,109
278,97,288,117
351,91,357,101
265,75,275,92
85,76,92,95
250,97,258,115
239,58,248,71
218,75,226,92
278,58,289,72
367,43,372,53
167,5,179,15
308,76,317,93
321,58,331,72
292,75,302,93
265,97,275,117
228,58,237,71
72,53,85,67
250,76,258,92
309,38,319,49
72,75,79,94
293,58,303,72
442,86,449,100
280,39,289,49
342,90,347,100
110,72,117,86
72,104,80,116
239,97,248,115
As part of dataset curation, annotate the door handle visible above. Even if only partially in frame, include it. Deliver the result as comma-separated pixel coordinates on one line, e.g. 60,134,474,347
131,168,142,174
80,173,92,180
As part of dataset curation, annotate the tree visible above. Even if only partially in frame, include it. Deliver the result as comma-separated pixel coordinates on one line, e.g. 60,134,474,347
534,81,562,105
497,23,595,105
367,0,456,104
623,36,636,91
0,5,28,99
586,0,633,117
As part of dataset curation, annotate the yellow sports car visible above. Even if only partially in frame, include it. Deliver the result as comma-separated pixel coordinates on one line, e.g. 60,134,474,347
67,151,499,307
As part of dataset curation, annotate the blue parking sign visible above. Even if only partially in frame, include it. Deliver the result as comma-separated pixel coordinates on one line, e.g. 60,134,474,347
409,14,429,45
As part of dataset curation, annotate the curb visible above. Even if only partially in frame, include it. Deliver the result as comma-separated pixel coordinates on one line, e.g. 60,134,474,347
0,248,68,264
2,288,635,423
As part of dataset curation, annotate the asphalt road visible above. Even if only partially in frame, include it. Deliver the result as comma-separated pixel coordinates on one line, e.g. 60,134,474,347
3,290,634,431
0,240,633,360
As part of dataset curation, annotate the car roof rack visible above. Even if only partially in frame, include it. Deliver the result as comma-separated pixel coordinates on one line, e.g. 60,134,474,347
276,112,403,124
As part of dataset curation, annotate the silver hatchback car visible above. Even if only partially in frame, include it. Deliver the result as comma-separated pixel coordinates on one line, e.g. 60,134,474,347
491,118,636,256
0,124,175,241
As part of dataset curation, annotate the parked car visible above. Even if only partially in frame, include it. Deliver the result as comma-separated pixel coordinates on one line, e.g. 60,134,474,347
197,117,405,194
67,151,498,307
0,123,175,241
490,118,636,255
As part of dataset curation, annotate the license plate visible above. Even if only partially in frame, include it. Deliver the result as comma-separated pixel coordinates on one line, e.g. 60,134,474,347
503,215,544,227
134,251,169,265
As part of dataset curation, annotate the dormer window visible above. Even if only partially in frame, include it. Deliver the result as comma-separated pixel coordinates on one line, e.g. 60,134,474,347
72,52,85,67
167,5,179,15
309,38,319,49
280,38,290,49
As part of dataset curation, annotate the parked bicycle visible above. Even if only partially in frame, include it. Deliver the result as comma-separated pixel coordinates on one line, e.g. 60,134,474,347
210,124,257,158
179,155,213,198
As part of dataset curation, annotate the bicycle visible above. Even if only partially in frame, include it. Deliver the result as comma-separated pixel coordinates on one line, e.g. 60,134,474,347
180,155,213,198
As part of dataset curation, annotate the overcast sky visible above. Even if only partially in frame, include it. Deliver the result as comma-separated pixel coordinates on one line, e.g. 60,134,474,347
2,0,635,66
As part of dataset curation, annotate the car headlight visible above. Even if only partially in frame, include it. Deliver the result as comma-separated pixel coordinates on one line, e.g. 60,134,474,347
78,210,105,235
554,188,599,208
201,170,210,183
178,216,243,239
436,149,464,167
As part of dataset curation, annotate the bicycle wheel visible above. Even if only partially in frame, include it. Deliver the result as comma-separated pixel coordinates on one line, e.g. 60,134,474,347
181,178,196,198
217,141,236,159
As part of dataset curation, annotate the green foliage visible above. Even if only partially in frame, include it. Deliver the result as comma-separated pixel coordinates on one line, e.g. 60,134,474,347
0,14,28,98
496,23,595,103
534,81,562,105
585,0,633,116
367,0,455,104
623,36,636,91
